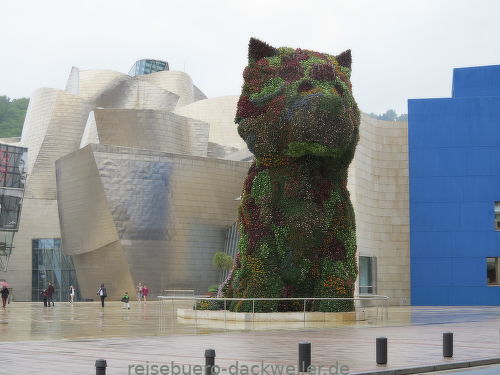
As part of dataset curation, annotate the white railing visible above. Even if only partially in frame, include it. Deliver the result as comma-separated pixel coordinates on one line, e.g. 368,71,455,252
157,295,389,328
162,289,195,296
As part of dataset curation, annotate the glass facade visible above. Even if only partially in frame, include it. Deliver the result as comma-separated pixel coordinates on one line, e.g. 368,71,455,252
359,256,377,294
32,239,79,302
128,59,169,76
0,143,27,271
0,144,26,230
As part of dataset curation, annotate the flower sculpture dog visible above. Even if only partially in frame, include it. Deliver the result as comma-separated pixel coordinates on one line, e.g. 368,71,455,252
222,38,360,312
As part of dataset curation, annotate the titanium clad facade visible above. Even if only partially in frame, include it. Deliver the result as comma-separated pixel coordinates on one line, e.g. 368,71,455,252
91,109,209,157
56,144,249,299
5,59,251,300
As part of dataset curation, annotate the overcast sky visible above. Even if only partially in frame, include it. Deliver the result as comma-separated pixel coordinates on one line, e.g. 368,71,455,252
2,0,500,115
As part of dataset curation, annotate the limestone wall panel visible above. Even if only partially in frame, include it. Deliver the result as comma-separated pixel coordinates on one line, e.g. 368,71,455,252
352,114,409,305
56,144,250,298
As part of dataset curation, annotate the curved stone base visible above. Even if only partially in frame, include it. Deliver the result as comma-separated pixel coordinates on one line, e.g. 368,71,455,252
177,308,366,322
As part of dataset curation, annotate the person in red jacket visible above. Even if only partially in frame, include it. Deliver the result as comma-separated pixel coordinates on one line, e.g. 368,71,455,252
47,282,55,307
141,285,149,302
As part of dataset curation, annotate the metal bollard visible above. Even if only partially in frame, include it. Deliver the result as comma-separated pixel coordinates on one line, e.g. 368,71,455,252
298,342,311,372
95,359,107,375
443,332,453,357
376,337,387,365
205,349,216,375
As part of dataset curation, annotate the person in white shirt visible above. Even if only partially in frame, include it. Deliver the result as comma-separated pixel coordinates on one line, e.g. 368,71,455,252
97,284,107,307
69,285,75,303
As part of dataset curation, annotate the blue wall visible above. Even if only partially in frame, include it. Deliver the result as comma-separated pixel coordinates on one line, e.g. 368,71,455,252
409,65,500,305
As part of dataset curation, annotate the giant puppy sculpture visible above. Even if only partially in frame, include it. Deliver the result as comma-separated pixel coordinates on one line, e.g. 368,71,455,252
223,38,360,312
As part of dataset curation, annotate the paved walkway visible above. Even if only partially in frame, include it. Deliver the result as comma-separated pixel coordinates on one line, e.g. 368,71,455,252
2,302,500,374
433,365,500,374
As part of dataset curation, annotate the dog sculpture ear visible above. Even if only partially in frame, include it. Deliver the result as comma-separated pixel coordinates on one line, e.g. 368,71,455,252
336,49,352,69
248,37,278,62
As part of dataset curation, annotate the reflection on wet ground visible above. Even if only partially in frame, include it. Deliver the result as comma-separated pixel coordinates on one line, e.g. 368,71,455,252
2,302,500,374
3,301,500,341
409,306,500,325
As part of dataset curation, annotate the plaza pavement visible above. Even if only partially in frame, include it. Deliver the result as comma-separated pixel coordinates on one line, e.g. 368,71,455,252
2,302,500,374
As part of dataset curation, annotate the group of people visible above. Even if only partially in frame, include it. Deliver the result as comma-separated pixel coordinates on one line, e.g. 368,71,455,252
119,283,149,310
40,282,55,307
136,283,149,302
39,283,75,307
96,282,149,309
1,281,150,309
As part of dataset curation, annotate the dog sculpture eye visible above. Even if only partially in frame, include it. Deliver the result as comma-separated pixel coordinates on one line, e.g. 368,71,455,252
279,61,304,82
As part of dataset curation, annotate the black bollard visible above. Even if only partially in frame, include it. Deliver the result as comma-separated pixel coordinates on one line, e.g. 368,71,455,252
298,342,311,372
95,359,107,375
443,332,453,357
205,349,216,375
376,337,387,365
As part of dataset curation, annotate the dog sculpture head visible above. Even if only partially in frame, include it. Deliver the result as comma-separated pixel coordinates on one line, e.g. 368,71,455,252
236,38,360,166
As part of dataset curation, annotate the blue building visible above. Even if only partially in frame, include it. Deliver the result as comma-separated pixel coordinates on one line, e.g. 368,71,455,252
409,65,500,305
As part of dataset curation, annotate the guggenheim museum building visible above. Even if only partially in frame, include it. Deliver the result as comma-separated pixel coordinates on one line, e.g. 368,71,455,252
3,56,499,306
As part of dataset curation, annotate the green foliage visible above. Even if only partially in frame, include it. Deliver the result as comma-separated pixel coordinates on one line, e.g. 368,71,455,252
249,77,284,103
0,96,29,138
266,56,282,67
208,284,219,293
368,109,407,122
212,252,234,284
212,252,233,271
250,170,272,199
300,56,326,67
285,142,345,158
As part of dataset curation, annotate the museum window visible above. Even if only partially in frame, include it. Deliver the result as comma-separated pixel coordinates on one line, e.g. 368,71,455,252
495,202,500,230
487,257,500,285
359,256,377,294
32,238,80,301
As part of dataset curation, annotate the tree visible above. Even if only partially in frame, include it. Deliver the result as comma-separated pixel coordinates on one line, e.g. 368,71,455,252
0,96,29,138
212,252,233,283
367,109,407,122
379,109,397,122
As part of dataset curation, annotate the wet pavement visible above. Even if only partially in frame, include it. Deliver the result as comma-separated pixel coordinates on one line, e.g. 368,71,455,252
2,302,500,374
432,365,500,374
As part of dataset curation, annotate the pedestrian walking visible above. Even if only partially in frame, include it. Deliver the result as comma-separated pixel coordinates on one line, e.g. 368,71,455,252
1,286,9,308
136,282,143,302
69,285,75,303
121,291,130,309
97,283,107,307
47,282,55,307
142,285,149,302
